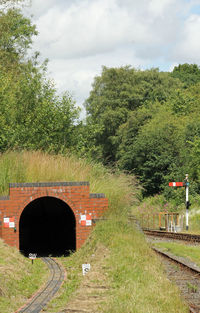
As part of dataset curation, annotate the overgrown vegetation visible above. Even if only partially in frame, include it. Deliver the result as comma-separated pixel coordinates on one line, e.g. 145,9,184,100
0,150,137,214
153,241,200,268
0,151,190,312
131,193,200,233
45,214,188,313
0,149,138,312
0,1,199,312
0,0,79,154
84,64,200,199
1,1,200,203
0,239,47,313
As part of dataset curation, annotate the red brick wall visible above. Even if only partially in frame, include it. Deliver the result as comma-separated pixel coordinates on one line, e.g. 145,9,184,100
0,182,108,250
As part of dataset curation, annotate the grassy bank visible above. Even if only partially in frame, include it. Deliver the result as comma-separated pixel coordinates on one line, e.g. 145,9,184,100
0,151,189,312
0,150,138,311
0,239,47,313
153,241,200,267
46,214,188,312
0,150,137,212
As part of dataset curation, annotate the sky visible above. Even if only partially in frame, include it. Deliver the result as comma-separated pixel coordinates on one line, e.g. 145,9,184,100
23,0,200,116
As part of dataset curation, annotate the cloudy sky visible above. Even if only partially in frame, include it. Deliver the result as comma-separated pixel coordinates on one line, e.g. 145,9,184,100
24,0,200,115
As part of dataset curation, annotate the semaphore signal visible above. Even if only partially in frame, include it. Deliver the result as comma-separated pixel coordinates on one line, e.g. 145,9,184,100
169,182,184,187
169,174,190,231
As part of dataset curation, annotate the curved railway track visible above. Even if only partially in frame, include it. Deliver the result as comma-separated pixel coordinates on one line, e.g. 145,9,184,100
153,247,200,313
142,229,200,313
17,257,65,313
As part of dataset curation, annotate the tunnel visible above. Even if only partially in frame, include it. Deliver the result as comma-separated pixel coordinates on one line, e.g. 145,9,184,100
19,196,76,257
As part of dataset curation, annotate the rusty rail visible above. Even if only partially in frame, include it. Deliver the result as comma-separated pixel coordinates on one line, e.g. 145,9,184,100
143,229,200,243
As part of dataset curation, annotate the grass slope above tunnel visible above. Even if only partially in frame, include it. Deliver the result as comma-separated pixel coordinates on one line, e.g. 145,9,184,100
19,196,76,257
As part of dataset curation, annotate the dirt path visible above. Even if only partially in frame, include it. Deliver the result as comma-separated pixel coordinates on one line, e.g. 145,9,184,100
59,244,111,313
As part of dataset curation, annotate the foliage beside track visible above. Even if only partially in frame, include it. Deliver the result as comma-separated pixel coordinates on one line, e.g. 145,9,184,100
153,241,200,268
0,150,138,312
0,239,47,313
0,150,189,312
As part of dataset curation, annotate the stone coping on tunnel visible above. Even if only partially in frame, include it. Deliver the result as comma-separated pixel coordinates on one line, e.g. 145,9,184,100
9,181,90,188
0,195,10,200
90,193,106,198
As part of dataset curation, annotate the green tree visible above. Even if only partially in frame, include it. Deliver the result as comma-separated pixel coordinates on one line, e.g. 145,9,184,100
0,5,80,153
85,66,180,163
171,64,200,87
117,107,187,196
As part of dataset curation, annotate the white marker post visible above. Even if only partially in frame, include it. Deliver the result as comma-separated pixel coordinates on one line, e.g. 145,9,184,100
82,264,91,275
185,174,189,231
29,253,37,264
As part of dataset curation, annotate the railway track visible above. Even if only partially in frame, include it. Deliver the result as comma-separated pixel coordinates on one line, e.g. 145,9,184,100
17,257,65,313
141,228,200,312
153,247,200,313
143,229,200,243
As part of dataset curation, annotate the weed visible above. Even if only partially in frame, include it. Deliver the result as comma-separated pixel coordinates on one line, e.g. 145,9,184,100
187,282,198,293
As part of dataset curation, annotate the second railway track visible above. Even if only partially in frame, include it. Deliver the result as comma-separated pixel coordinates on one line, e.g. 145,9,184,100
142,228,200,313
143,229,200,243
17,257,65,313
153,247,200,313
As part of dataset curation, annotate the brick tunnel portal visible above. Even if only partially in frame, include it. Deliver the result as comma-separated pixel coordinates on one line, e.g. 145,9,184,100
19,196,76,257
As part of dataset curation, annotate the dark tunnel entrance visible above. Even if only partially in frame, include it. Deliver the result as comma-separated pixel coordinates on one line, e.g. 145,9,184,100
19,196,76,257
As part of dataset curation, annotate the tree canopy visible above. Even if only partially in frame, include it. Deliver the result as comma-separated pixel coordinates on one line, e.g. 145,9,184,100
1,1,200,200
0,4,80,153
84,64,200,197
84,66,181,164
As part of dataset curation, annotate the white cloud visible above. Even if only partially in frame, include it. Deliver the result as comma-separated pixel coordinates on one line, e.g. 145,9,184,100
172,14,200,63
22,0,200,115
31,0,185,61
33,0,133,59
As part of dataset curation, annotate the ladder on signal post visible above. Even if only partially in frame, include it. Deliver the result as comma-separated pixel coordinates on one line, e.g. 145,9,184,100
169,174,190,231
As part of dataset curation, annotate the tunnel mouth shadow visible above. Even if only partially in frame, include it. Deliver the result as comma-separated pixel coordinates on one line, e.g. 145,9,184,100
19,196,76,257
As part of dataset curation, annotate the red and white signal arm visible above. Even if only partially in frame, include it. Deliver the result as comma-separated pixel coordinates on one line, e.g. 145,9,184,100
4,217,15,228
80,214,92,226
169,182,184,187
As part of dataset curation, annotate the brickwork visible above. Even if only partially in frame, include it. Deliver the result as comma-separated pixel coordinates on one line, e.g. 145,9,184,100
0,182,108,250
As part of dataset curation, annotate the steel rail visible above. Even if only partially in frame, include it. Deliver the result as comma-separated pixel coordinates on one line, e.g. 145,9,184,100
128,217,200,312
143,229,200,243
18,257,65,313
153,247,200,313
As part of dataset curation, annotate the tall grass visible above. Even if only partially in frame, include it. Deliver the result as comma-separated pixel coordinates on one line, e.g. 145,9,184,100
98,215,188,313
46,213,188,313
0,239,47,313
0,150,139,212
0,151,189,312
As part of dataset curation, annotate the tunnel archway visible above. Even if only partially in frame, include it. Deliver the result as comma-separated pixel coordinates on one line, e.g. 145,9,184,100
19,196,76,257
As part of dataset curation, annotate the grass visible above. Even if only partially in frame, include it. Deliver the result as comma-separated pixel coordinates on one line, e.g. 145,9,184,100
45,214,188,313
131,193,200,234
0,150,138,312
0,150,190,312
153,241,200,268
0,150,137,213
186,282,198,293
0,239,48,313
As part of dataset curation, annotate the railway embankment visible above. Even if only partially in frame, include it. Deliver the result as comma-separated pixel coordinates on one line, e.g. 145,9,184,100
0,239,48,313
0,151,192,312
150,239,200,312
0,214,191,313
43,214,188,313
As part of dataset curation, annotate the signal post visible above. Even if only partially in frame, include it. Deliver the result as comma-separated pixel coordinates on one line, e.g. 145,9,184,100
169,174,190,231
